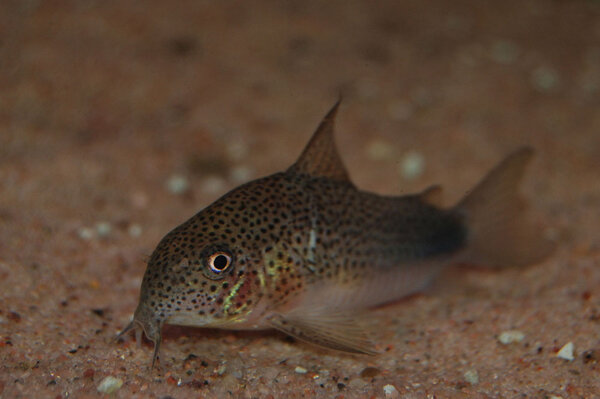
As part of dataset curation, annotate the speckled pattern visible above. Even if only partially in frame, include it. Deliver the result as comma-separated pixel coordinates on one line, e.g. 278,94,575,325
1,1,599,398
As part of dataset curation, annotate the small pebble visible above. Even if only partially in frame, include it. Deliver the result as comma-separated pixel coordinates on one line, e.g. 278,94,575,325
78,227,95,240
83,369,95,379
360,366,381,379
166,174,190,195
294,366,307,374
95,221,112,238
556,342,574,361
490,40,519,64
531,66,560,92
583,349,600,364
230,165,252,183
91,308,105,317
399,151,425,180
228,357,245,379
97,376,123,394
464,369,479,385
128,224,142,238
383,383,399,398
498,330,525,344
216,363,227,375
166,376,178,386
7,311,21,322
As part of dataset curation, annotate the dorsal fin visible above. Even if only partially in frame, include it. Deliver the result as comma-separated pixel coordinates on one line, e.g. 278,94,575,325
287,100,351,182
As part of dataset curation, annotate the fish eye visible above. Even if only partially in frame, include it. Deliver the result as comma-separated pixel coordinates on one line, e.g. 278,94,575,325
201,245,235,280
208,252,232,273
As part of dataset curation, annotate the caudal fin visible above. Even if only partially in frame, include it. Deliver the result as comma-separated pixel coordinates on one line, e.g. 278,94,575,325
455,147,555,267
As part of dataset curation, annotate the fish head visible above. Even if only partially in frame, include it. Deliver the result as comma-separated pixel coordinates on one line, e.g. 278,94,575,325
124,100,351,364
130,188,277,348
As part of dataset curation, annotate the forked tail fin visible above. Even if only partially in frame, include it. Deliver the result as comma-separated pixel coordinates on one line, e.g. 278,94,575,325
455,147,555,267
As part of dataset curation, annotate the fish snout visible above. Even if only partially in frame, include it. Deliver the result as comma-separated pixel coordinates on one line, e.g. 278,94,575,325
133,301,163,346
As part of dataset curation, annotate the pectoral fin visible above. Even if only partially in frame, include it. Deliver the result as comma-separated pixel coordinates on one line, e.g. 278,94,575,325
268,311,377,355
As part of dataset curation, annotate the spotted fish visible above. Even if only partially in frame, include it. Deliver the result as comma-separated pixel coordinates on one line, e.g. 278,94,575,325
117,101,554,366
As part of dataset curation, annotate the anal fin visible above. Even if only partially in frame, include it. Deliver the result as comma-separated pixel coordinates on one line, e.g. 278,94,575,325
268,311,378,355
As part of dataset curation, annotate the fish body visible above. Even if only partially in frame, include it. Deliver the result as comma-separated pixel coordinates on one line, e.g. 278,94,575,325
118,101,553,366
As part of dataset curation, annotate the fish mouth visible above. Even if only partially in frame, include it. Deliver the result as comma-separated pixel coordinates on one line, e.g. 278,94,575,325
114,309,162,367
132,302,163,344
126,303,164,368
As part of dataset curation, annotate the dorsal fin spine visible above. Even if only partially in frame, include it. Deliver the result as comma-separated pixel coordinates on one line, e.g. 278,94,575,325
287,100,351,183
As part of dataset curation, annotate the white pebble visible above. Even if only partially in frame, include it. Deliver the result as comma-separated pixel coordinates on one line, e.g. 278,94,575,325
498,330,525,344
464,369,479,385
78,227,95,240
97,376,123,394
128,224,142,238
383,383,399,398
95,221,112,238
399,151,425,180
531,66,560,92
556,342,574,361
230,165,252,183
294,366,307,374
216,363,227,375
490,40,519,64
166,174,190,195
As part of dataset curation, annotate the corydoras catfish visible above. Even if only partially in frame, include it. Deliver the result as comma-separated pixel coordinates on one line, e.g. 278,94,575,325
117,101,554,367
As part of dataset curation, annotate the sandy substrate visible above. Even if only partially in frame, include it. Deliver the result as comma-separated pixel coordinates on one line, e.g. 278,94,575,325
1,1,599,398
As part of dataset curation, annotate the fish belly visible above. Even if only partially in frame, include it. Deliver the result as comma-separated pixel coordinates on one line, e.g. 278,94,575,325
297,259,452,314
